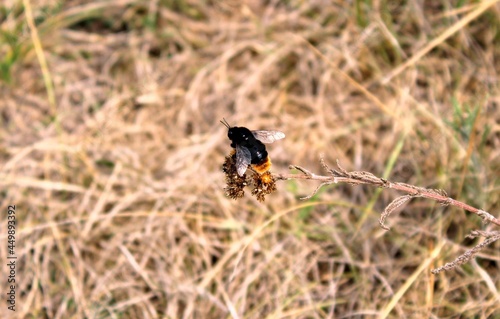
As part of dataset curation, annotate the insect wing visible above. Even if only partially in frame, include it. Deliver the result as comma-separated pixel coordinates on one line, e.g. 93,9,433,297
235,145,252,176
251,130,285,143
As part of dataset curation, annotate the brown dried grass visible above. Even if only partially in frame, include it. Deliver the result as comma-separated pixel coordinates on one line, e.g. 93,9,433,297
1,0,499,318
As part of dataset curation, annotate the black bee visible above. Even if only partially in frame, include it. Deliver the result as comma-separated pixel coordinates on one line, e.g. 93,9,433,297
221,118,285,176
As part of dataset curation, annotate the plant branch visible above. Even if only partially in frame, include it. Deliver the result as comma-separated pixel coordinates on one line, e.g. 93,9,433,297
272,159,499,273
273,159,500,228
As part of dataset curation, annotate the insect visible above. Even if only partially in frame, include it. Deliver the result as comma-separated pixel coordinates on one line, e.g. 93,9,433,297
221,118,285,176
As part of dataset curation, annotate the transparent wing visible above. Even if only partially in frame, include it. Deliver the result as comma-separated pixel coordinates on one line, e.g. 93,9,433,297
235,145,252,176
251,130,285,143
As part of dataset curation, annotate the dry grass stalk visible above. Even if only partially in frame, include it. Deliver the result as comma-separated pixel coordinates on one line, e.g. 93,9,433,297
431,230,500,274
273,158,500,273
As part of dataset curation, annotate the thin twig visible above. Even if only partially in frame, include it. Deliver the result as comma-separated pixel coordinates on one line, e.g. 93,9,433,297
273,160,500,227
273,159,499,273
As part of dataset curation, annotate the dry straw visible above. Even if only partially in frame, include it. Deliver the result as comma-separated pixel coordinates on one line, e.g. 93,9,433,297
3,0,500,317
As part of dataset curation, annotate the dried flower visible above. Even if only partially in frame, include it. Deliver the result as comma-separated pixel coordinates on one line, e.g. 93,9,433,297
222,151,277,202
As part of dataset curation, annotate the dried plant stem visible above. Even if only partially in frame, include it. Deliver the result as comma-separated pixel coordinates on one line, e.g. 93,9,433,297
273,160,500,228
273,159,499,273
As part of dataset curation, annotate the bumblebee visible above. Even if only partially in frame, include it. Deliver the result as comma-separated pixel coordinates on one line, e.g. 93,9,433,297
220,118,285,176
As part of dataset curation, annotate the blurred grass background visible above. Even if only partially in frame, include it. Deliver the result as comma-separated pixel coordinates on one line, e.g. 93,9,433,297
1,0,499,318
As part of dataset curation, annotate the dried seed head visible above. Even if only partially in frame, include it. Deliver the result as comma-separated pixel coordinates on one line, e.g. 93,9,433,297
222,151,278,202
222,151,247,200
251,171,277,202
